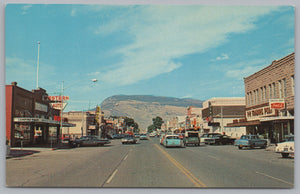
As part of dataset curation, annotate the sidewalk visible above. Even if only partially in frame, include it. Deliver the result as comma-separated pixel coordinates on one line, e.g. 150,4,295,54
6,144,74,159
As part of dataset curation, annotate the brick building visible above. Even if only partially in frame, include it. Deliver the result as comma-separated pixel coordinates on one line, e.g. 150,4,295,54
228,52,295,142
6,82,74,147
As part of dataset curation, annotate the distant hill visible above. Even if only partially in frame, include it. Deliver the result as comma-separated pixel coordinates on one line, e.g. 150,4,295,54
100,95,203,129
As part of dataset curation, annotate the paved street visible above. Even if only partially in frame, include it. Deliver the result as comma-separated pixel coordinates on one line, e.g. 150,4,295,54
6,137,294,188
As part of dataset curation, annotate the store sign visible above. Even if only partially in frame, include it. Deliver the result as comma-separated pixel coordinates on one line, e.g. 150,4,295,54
48,96,70,102
270,102,285,109
246,106,275,121
35,102,48,112
50,102,67,110
14,117,59,124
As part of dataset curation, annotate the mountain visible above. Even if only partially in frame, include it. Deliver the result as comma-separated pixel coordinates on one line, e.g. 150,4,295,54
100,95,203,129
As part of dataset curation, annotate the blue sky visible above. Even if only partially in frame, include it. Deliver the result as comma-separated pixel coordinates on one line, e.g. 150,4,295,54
5,4,294,112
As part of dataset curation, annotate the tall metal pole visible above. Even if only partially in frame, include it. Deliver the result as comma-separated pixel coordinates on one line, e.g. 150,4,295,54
221,106,223,134
60,81,64,143
36,41,40,89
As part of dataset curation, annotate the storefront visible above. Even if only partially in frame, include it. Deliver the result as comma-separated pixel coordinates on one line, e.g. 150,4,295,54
6,82,75,147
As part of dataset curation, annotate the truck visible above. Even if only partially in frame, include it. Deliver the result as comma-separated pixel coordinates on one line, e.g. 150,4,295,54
234,135,267,149
183,131,200,146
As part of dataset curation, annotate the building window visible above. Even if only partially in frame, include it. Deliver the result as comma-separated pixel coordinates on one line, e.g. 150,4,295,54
260,87,263,102
291,75,295,95
256,89,259,104
278,80,282,98
249,92,252,106
282,78,286,98
264,86,267,101
269,84,272,99
272,82,276,98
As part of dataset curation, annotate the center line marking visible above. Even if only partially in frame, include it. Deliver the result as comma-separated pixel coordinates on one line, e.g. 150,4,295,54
106,169,118,184
155,144,206,187
123,154,129,161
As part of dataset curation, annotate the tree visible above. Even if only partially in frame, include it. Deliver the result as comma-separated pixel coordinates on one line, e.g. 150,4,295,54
147,124,155,133
152,116,164,130
124,117,139,132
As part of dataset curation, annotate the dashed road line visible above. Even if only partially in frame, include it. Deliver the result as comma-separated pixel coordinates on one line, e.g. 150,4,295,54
255,171,294,186
106,169,118,184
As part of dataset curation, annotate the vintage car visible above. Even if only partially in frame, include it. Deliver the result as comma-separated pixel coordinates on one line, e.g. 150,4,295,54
203,133,222,144
139,134,148,140
275,135,294,158
234,135,267,149
73,136,111,147
205,134,235,145
162,134,184,148
121,135,137,144
183,131,200,146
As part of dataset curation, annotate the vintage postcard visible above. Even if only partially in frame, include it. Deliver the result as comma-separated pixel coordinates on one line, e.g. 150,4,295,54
5,3,294,188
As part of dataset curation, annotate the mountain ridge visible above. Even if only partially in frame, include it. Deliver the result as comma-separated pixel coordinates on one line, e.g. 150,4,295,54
100,95,203,129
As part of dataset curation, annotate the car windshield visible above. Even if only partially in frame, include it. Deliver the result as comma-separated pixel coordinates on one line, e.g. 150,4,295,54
188,133,199,137
166,136,179,139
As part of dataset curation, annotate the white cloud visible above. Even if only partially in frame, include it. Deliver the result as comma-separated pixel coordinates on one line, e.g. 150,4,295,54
71,8,77,17
22,5,32,15
213,53,229,61
91,5,279,86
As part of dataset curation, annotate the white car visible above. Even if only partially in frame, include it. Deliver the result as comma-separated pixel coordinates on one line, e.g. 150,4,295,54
275,136,294,158
149,133,156,137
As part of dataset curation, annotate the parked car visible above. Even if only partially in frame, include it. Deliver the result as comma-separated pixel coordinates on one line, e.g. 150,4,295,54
134,133,140,138
234,135,267,149
162,134,184,148
183,131,200,146
205,134,235,145
73,136,111,147
121,135,137,144
275,135,294,158
204,133,222,144
139,134,148,140
200,133,209,143
149,133,156,137
112,134,124,139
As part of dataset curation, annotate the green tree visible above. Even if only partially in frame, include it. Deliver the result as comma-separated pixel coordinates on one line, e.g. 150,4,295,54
152,116,164,130
147,124,155,133
124,117,139,132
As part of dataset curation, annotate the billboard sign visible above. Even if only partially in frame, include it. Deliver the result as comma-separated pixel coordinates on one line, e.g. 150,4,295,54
269,99,285,109
50,102,68,110
48,96,70,102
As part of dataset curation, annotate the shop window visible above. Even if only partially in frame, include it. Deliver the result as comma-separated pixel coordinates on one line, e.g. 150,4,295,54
14,124,31,145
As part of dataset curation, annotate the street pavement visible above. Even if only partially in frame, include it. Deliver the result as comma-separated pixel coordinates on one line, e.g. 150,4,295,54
6,137,294,188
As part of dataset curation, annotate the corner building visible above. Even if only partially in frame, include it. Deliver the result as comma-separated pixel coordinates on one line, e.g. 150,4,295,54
231,53,294,142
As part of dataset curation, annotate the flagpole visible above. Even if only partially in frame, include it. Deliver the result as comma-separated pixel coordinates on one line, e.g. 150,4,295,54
36,41,40,89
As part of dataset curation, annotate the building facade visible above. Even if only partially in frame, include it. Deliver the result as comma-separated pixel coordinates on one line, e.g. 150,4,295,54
6,82,74,147
229,53,294,142
202,97,246,137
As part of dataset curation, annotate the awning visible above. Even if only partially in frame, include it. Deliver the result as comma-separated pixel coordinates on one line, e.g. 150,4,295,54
13,117,76,127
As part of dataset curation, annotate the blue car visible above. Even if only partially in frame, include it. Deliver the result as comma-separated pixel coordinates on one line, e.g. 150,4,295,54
162,135,184,148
